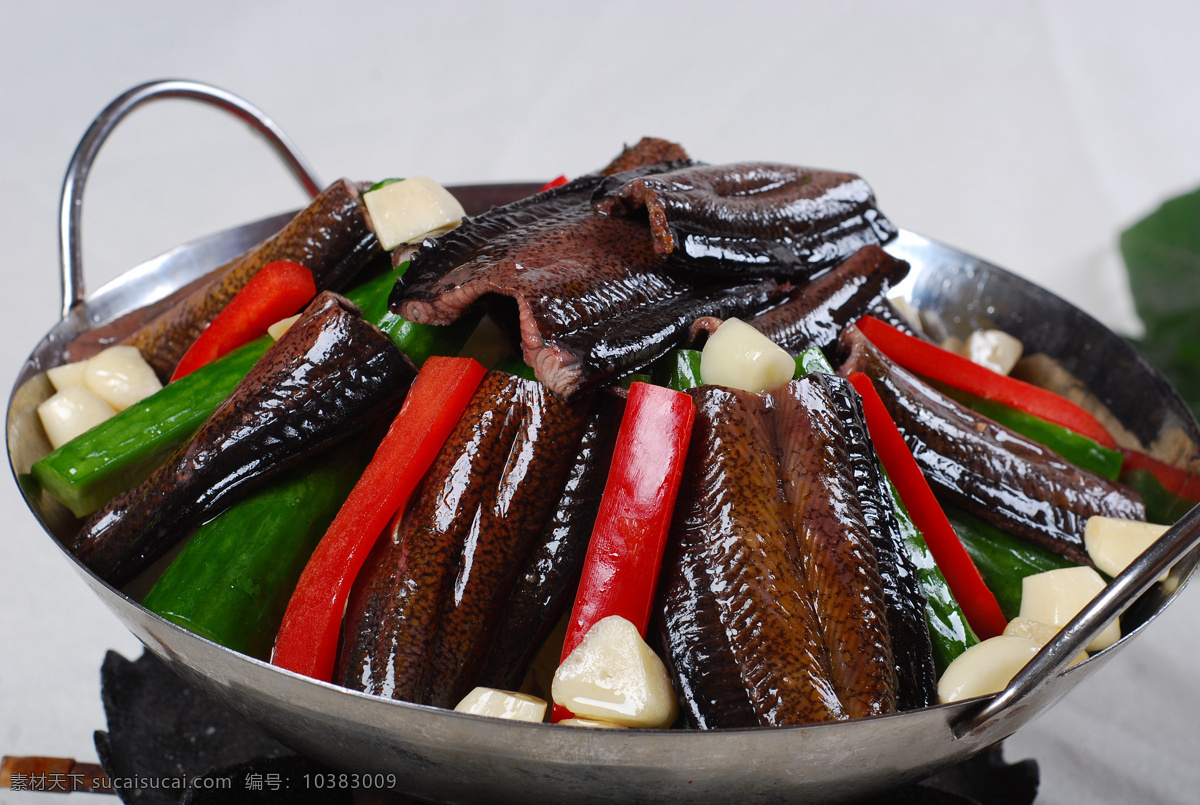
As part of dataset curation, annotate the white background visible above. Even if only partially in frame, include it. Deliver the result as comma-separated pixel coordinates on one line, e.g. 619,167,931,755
3,2,1200,803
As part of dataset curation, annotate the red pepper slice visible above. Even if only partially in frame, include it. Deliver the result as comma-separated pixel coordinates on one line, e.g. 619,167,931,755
171,261,317,382
552,382,695,722
538,175,569,193
856,315,1118,449
271,356,487,682
848,371,1007,640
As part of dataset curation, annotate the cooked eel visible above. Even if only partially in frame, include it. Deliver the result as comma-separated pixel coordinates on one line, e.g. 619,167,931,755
72,292,414,587
392,144,898,400
392,171,784,399
659,379,898,728
118,179,379,381
809,371,936,710
772,378,898,718
596,163,897,280
475,391,626,692
838,324,1146,564
747,245,910,353
337,371,591,707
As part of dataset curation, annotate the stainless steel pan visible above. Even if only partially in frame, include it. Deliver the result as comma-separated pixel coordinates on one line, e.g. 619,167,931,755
9,80,1200,804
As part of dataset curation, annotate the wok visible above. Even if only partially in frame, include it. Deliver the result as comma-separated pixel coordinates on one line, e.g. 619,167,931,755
8,80,1200,804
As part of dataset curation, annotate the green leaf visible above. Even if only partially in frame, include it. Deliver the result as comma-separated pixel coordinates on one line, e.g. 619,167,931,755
1120,185,1200,420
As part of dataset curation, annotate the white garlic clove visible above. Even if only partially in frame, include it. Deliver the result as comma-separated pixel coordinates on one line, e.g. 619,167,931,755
1084,515,1170,581
363,176,466,251
267,314,302,341
937,635,1042,703
83,345,162,411
700,318,795,393
46,360,90,392
1019,566,1120,653
37,386,118,449
966,329,1023,375
453,687,547,723
551,615,678,729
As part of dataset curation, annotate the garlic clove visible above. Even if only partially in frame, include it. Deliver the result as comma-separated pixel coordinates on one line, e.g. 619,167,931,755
84,345,162,411
37,386,118,449
551,615,678,729
700,318,795,393
1019,566,1120,653
453,687,547,723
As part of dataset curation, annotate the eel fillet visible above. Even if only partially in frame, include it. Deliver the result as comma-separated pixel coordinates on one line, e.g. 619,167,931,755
337,371,591,707
838,324,1145,564
659,380,898,727
120,179,378,381
72,292,413,587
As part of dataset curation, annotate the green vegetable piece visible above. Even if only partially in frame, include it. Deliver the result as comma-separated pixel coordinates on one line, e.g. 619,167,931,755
495,356,537,381
793,346,834,378
30,337,272,517
619,372,654,390
885,474,978,675
651,349,704,391
1121,185,1200,421
353,260,480,367
366,178,405,193
944,504,1077,620
945,388,1123,480
141,438,370,659
1121,467,1196,525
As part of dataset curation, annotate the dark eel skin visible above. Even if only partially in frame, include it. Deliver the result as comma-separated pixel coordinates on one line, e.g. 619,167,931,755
772,378,897,719
809,372,937,710
688,244,910,353
747,245,910,354
600,136,691,176
72,292,414,587
116,179,380,381
391,146,897,401
838,324,1145,564
475,391,626,692
337,371,591,708
658,380,897,728
392,170,784,400
597,163,897,280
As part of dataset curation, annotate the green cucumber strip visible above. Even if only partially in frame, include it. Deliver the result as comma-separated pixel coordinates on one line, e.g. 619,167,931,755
1121,467,1195,525
141,438,369,659
651,349,704,391
943,504,1078,620
943,387,1123,480
884,473,977,675
342,258,408,308
354,260,480,367
793,346,834,378
31,337,272,517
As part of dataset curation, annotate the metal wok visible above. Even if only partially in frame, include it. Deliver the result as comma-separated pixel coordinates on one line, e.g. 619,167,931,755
8,81,1200,804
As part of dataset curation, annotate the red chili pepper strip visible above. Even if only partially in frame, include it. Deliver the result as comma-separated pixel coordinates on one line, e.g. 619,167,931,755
171,261,317,382
1120,448,1200,502
271,356,487,682
848,371,1007,640
551,382,695,722
856,315,1118,449
538,175,569,192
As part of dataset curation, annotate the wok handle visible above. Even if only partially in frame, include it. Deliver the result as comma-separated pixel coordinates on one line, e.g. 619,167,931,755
952,500,1200,741
57,79,323,319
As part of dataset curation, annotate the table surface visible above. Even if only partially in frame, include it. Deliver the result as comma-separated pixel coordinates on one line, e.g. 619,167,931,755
3,3,1200,803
